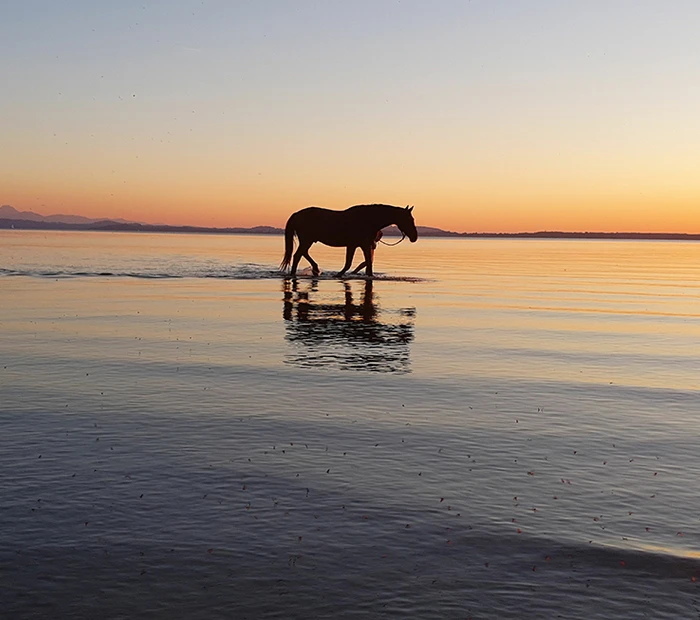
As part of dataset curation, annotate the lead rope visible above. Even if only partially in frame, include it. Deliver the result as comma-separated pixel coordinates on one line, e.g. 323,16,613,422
378,233,406,246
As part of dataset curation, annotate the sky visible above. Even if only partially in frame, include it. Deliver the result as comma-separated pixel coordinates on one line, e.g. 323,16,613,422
2,1,700,233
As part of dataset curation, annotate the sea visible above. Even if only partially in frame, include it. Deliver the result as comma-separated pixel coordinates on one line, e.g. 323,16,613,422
2,230,700,619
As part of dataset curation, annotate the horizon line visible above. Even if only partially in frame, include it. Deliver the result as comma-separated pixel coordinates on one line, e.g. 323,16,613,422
3,217,700,240
4,204,700,238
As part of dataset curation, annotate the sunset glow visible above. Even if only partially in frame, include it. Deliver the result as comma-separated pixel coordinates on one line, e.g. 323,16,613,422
3,1,700,233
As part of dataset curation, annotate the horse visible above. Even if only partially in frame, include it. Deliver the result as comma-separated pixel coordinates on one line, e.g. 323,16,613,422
351,229,383,275
280,204,418,277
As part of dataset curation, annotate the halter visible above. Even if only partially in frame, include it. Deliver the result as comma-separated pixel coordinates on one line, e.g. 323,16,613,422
378,232,406,246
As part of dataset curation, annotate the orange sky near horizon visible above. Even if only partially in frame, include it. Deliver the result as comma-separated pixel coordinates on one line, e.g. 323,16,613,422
3,2,700,234
5,147,700,233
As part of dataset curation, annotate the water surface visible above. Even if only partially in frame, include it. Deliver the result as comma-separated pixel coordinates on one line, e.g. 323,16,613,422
2,231,700,618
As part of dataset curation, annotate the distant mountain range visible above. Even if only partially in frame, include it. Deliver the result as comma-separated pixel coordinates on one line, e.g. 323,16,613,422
0,204,132,226
0,205,283,234
2,205,700,240
0,205,457,236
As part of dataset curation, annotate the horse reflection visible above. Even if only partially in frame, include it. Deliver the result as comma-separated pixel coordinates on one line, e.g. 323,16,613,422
283,279,415,373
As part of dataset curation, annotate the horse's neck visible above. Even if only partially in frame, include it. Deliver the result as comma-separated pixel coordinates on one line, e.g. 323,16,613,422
371,206,402,229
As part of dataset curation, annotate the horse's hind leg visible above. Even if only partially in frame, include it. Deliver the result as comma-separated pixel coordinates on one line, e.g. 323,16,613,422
303,249,320,276
292,239,319,275
290,241,310,276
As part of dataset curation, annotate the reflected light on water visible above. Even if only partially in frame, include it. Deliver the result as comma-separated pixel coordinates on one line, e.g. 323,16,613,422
4,232,700,618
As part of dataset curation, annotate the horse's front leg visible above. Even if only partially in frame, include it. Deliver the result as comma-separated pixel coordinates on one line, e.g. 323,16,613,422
337,246,356,277
351,260,367,275
360,243,374,277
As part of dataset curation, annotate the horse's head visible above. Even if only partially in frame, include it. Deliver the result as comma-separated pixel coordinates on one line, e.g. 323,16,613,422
397,205,418,242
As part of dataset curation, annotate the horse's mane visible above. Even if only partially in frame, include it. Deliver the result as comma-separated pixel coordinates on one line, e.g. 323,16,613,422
347,203,403,211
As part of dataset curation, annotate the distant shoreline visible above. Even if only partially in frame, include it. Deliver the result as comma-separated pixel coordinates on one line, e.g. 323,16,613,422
2,218,700,241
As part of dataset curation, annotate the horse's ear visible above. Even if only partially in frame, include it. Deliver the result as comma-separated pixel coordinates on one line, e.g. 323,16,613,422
408,205,414,212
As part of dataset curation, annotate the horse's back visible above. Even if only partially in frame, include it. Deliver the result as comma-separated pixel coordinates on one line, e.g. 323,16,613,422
293,204,387,219
289,207,347,244
293,206,341,217
289,204,396,246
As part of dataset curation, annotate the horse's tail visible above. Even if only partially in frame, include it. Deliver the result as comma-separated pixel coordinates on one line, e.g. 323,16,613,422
280,214,296,272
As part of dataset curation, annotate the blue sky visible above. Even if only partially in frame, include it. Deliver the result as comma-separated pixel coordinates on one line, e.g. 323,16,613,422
3,1,700,231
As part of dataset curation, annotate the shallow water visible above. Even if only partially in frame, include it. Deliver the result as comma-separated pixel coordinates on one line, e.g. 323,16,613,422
2,231,700,618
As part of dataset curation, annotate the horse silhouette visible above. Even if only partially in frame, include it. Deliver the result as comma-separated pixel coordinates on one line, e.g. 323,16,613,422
280,204,417,277
351,230,383,275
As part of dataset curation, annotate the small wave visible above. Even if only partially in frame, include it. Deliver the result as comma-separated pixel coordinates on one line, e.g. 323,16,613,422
0,265,424,282
0,267,185,279
462,529,700,580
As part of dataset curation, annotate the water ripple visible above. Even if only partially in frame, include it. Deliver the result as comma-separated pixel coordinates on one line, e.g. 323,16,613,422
0,265,424,282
